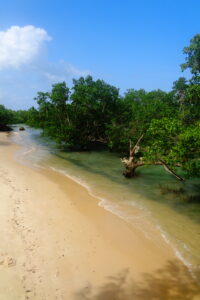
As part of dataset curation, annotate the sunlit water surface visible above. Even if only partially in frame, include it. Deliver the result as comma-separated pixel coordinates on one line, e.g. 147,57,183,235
10,125,200,280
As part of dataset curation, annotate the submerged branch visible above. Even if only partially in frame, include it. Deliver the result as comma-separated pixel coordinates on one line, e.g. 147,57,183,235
121,158,184,181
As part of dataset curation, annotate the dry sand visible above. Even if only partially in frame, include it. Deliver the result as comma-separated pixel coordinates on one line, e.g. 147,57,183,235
0,132,199,300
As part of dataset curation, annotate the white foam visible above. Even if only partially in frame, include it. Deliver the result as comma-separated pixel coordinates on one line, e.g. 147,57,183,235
49,167,166,241
51,166,200,282
22,146,36,155
49,167,144,221
156,224,197,280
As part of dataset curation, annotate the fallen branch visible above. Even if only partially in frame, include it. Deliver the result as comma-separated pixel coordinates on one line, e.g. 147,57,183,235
159,159,184,181
121,158,184,181
121,134,184,181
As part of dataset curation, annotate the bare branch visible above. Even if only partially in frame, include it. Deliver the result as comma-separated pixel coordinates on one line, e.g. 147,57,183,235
133,134,144,155
122,134,184,181
121,156,184,181
129,134,144,157
135,134,144,148
159,159,184,181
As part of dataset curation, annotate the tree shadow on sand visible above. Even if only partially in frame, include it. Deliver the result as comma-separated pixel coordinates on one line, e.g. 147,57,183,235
74,261,200,300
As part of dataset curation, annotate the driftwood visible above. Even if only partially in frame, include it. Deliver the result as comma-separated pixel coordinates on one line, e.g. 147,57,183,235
121,135,184,181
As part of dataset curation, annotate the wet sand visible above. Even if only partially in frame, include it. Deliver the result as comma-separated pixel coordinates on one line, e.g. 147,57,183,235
0,132,199,300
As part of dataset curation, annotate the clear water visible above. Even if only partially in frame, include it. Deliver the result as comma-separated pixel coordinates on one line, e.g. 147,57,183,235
10,125,200,280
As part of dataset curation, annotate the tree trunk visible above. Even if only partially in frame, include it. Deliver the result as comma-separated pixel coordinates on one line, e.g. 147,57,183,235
121,135,144,178
123,161,136,178
121,135,184,181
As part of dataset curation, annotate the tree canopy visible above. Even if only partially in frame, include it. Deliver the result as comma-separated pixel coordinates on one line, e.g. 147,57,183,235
181,34,200,76
1,33,199,180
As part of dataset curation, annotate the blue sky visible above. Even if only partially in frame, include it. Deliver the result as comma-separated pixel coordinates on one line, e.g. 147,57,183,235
0,0,199,109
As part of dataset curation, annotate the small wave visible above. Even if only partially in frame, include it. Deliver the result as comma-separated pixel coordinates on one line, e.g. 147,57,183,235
49,167,143,217
48,166,199,282
22,146,36,155
156,224,197,280
50,166,92,191
49,167,167,241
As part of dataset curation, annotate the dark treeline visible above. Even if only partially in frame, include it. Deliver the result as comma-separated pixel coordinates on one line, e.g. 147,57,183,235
1,34,200,179
0,105,28,131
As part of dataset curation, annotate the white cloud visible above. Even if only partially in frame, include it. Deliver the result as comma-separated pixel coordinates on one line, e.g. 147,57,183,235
67,63,90,77
0,25,91,109
0,61,91,109
0,25,51,69
41,60,90,84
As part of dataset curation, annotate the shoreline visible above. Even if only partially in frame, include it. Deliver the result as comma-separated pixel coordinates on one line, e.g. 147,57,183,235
0,132,199,299
45,166,199,277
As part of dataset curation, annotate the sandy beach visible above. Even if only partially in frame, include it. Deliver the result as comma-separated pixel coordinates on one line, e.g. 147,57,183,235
0,131,199,300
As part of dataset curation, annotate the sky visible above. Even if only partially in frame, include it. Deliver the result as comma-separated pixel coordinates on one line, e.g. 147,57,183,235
0,0,199,109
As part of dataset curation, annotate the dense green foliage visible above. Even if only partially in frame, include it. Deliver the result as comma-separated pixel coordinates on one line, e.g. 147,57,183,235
181,34,200,77
0,104,13,130
11,110,29,124
24,34,200,178
1,34,199,178
0,105,28,130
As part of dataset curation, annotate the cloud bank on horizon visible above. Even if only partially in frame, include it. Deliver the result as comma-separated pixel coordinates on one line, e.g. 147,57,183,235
0,25,90,109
